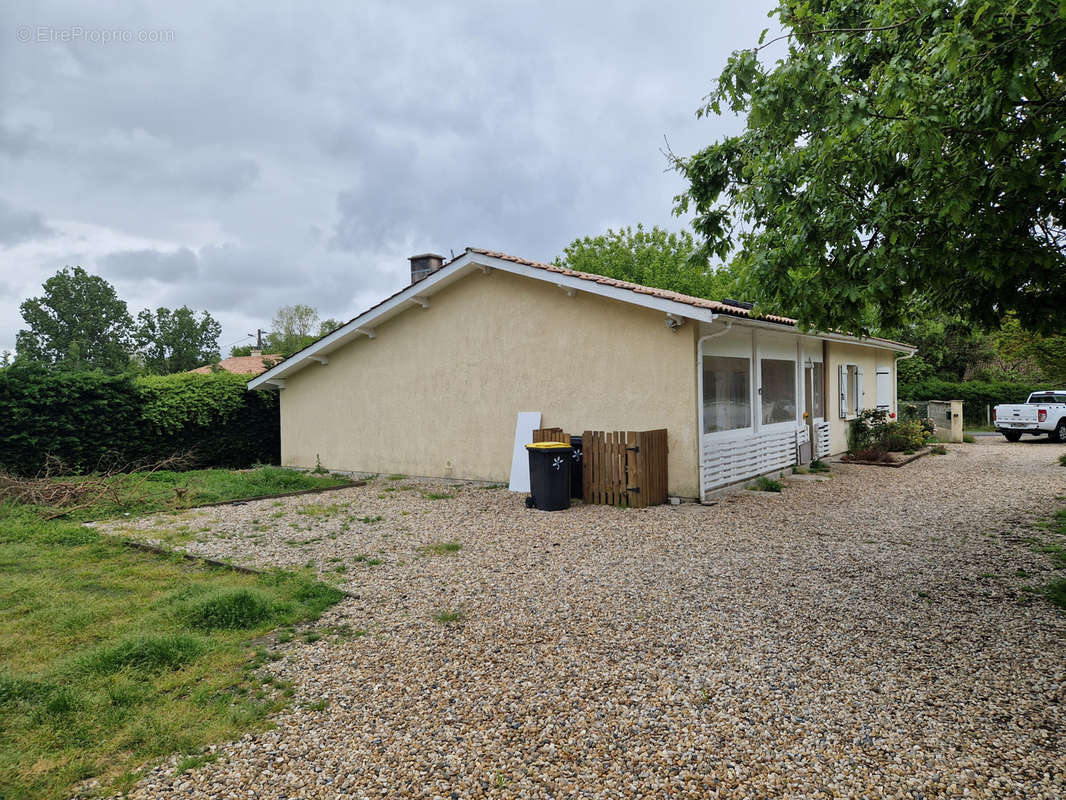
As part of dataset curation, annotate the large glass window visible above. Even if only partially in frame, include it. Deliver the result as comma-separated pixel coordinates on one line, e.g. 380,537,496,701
811,362,824,419
761,358,796,425
703,356,751,433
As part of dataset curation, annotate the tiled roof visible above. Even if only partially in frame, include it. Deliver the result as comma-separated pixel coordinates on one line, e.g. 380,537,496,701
189,354,283,376
462,247,799,325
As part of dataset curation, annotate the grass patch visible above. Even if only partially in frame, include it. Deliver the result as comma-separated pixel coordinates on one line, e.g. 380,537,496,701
358,515,384,524
433,610,464,624
808,459,830,473
962,433,976,444
422,492,454,500
1059,454,1066,467
76,634,206,675
0,470,345,800
386,474,406,481
929,444,948,455
179,588,283,630
747,477,782,493
419,541,462,556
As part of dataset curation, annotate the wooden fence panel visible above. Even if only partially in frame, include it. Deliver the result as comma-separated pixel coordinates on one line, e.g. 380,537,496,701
582,428,668,507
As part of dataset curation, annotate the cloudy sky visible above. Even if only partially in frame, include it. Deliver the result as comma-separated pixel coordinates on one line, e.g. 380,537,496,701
0,1,779,356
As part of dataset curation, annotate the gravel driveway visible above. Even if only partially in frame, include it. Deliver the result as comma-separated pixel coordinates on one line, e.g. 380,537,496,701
109,440,1066,799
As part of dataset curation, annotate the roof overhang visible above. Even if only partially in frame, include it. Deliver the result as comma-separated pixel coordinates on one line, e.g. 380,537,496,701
248,250,915,390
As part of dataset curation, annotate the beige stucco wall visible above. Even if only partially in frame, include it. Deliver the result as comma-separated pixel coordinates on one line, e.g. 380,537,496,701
278,269,701,497
825,341,899,454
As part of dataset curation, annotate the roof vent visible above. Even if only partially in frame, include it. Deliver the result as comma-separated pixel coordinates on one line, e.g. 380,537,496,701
721,298,754,311
409,253,444,284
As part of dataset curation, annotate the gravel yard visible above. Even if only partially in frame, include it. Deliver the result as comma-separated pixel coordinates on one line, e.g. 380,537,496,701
106,440,1066,799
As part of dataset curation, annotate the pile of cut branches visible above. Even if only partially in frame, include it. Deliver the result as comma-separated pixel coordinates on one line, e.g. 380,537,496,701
0,453,194,519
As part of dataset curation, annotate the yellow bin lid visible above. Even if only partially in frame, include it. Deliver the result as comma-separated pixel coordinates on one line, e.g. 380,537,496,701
525,441,572,450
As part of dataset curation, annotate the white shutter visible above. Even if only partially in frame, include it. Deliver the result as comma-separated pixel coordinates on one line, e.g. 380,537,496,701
875,368,891,410
839,364,848,418
856,367,864,414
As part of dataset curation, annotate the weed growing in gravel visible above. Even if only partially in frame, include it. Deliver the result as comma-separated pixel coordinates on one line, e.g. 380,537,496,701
423,491,454,500
1046,579,1066,609
304,698,329,711
962,434,976,443
1059,454,1066,467
808,459,830,473
359,515,384,524
297,504,343,518
321,624,366,640
302,631,321,643
930,444,948,455
420,541,462,555
176,752,220,774
386,474,406,481
353,553,383,565
434,610,464,624
748,477,782,492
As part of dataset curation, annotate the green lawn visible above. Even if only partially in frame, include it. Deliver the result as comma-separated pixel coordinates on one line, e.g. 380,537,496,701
0,467,351,800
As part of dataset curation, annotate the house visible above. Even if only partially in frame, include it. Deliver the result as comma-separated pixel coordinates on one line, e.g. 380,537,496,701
190,351,282,377
248,249,916,501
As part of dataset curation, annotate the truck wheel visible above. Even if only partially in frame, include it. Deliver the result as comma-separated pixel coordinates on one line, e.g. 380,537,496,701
1003,431,1022,442
1051,420,1066,444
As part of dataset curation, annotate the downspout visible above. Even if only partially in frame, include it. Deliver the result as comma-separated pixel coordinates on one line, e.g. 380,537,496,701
696,317,733,502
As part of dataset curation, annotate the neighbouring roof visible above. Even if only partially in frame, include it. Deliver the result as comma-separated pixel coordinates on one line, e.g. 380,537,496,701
190,353,282,376
249,247,916,390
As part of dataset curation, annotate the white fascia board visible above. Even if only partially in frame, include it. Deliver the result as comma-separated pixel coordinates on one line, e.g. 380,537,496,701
248,254,482,390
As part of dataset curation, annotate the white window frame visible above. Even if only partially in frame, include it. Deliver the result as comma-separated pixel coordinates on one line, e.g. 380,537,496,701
699,328,755,440
839,363,864,419
756,332,801,435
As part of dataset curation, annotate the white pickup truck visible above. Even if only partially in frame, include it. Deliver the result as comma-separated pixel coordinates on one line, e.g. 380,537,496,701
993,391,1066,442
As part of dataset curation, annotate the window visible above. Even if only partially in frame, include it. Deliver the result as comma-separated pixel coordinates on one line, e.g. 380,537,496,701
761,358,796,425
703,355,751,433
846,364,862,416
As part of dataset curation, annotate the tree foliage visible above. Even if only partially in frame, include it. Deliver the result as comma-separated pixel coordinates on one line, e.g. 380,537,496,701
264,304,319,357
675,0,1066,334
554,225,737,299
16,266,133,373
134,306,222,374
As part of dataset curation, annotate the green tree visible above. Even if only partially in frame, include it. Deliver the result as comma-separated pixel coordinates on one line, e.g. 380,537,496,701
265,304,320,357
318,318,343,337
16,266,133,372
134,306,222,374
554,225,737,300
675,0,1066,335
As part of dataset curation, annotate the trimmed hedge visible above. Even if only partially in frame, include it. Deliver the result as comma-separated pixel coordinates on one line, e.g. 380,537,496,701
899,378,1058,425
0,366,279,476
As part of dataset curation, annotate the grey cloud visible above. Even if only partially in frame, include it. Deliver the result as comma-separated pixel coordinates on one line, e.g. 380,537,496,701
0,199,54,245
98,246,198,283
0,0,780,352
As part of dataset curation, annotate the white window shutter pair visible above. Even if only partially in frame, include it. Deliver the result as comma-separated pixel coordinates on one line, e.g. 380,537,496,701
839,364,848,418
